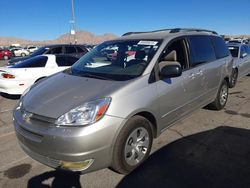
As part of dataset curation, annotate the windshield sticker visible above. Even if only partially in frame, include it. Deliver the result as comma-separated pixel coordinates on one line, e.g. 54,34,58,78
138,41,158,46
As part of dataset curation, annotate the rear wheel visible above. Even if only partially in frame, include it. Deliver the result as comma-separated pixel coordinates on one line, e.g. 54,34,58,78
229,69,238,88
111,116,153,174
21,53,26,57
207,80,229,110
3,55,9,60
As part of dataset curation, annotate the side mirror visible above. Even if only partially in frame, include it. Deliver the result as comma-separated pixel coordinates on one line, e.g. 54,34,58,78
159,61,182,78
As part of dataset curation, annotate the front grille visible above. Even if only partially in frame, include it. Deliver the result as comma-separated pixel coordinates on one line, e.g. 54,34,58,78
20,106,56,124
30,113,56,124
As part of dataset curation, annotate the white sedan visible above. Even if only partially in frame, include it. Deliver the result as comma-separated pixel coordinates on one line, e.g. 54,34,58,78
12,48,30,57
0,54,78,95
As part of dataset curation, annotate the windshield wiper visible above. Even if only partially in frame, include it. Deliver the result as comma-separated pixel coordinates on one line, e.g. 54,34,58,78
80,73,113,80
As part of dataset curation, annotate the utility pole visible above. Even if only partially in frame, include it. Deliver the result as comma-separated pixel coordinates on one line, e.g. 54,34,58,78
70,0,77,44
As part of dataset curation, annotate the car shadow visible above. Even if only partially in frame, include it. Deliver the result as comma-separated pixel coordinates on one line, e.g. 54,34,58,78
0,92,20,100
117,126,250,188
27,170,82,188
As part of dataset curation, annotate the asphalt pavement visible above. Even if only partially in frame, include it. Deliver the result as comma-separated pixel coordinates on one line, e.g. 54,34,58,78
0,59,250,188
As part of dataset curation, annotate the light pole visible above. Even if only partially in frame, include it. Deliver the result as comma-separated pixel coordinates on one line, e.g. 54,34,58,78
70,0,77,44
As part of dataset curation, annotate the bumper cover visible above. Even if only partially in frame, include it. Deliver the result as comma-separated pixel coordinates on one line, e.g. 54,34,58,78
13,109,125,173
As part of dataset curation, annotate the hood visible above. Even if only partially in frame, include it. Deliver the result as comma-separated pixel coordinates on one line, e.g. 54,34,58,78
22,72,127,118
9,56,29,64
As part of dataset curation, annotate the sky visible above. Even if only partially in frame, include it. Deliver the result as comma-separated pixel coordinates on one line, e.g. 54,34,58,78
0,0,250,40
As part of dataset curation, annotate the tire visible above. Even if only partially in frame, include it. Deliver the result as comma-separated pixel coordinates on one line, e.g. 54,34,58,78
207,80,229,110
111,115,153,174
229,69,238,88
21,53,26,57
3,55,9,60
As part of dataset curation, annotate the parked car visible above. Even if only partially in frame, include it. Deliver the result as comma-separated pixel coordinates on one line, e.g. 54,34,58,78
0,54,78,95
228,39,248,44
8,44,88,65
24,46,38,53
11,48,30,57
13,28,232,175
227,43,250,87
0,49,13,60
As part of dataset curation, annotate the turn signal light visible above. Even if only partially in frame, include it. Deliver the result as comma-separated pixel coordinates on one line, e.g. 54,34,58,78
2,73,15,79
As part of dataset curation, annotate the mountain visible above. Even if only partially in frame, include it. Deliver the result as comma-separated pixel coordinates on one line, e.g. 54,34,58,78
0,30,118,46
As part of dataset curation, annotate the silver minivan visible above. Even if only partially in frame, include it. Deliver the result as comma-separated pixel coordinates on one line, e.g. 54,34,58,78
13,28,233,174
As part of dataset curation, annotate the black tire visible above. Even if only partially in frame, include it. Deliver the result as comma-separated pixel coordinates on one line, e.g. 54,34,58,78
21,53,26,57
3,55,9,60
111,115,153,174
207,80,229,110
229,69,238,88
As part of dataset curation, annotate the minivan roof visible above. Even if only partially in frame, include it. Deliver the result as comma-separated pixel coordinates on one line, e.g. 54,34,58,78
119,28,219,40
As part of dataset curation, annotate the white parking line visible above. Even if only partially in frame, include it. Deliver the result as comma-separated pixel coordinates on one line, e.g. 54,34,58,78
0,131,15,139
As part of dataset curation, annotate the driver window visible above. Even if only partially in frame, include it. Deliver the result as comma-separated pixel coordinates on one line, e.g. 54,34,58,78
161,39,188,70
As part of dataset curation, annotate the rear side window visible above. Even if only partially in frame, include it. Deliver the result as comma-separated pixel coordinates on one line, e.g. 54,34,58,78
47,47,63,54
65,46,77,54
56,56,78,66
211,36,230,59
189,36,216,66
76,46,87,53
11,56,48,68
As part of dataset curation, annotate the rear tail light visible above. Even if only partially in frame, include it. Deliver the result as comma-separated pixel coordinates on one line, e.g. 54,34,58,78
2,73,15,79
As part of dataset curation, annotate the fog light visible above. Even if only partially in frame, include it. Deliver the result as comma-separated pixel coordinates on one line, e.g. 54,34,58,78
60,159,94,171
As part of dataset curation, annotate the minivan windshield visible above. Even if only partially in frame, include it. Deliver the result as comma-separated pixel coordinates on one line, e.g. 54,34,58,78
68,40,162,81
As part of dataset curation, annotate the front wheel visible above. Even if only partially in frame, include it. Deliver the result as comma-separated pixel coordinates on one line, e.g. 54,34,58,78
207,80,229,110
111,116,153,174
21,53,26,57
3,55,9,60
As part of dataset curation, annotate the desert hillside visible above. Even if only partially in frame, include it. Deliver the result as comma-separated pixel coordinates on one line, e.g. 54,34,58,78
0,30,118,46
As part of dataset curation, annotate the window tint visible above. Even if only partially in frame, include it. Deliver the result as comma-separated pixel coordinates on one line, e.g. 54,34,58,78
47,47,63,54
161,39,188,70
11,56,48,68
65,46,77,54
228,46,239,58
189,36,216,66
56,56,78,66
211,36,230,59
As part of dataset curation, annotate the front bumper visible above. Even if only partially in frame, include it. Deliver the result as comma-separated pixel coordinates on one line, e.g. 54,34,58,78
13,108,126,173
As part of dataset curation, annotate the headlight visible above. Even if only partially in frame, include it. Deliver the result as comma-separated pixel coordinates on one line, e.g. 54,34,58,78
55,98,111,126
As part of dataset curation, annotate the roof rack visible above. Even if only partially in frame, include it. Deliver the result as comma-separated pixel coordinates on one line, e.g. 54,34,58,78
169,28,218,35
122,28,218,36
